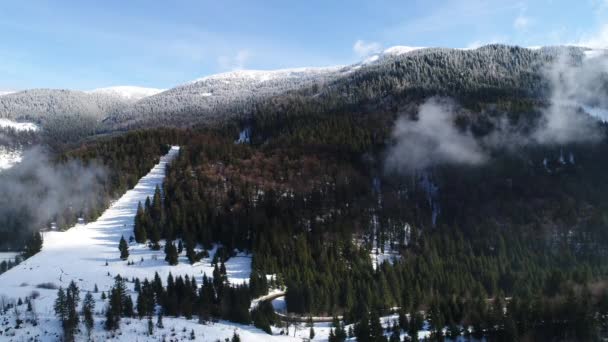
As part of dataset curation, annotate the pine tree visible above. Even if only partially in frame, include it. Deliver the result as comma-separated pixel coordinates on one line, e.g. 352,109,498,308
105,275,127,330
369,310,385,342
134,201,148,243
231,331,241,342
164,241,178,265
54,287,67,322
147,315,154,335
82,292,95,338
354,311,371,342
23,231,43,258
119,235,129,260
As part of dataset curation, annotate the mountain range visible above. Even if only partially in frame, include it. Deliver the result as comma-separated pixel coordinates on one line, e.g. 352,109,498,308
0,44,605,138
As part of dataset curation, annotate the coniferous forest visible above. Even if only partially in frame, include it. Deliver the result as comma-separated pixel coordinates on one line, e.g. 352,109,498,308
113,110,608,340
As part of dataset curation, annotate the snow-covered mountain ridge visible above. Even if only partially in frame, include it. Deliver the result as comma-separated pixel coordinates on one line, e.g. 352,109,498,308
1,44,606,132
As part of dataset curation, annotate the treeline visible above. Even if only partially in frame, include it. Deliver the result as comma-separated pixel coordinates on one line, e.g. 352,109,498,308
102,269,253,333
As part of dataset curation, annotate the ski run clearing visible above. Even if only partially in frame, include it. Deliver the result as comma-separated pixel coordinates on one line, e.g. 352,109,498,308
0,145,433,341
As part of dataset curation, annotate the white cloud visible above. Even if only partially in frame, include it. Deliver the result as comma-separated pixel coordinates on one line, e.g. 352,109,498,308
513,14,531,31
577,24,608,48
353,40,382,57
218,49,252,71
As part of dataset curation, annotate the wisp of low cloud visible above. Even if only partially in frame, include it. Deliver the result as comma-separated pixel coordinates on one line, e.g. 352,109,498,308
0,147,107,237
385,98,486,173
386,48,608,174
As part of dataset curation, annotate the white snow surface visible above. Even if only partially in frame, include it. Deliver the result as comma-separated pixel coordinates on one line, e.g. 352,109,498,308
189,66,345,85
0,90,15,97
0,118,39,131
383,45,426,55
360,45,427,66
0,147,23,171
87,86,165,100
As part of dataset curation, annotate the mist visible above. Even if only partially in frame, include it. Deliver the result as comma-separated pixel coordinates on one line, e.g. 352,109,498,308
533,51,606,144
386,48,608,174
385,98,486,173
0,146,107,242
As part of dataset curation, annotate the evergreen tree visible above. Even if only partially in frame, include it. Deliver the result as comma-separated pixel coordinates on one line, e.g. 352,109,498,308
354,311,371,342
23,231,43,258
147,315,154,335
134,202,148,243
82,292,95,339
54,287,67,323
119,235,129,260
164,241,178,265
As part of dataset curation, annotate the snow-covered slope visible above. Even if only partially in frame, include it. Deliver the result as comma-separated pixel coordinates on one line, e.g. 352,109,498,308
0,89,129,122
114,66,354,126
87,86,165,101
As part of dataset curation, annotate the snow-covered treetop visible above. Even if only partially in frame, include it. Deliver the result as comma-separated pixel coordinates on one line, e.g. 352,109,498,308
87,86,166,101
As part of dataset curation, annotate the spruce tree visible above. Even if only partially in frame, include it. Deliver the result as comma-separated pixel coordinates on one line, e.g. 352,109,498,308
164,241,178,265
23,231,43,258
119,235,129,260
82,292,95,338
134,202,148,243
54,287,67,322
147,315,154,335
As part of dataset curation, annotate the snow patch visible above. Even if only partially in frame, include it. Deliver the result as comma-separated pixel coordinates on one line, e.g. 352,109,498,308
189,66,346,85
0,118,39,132
87,86,165,100
0,146,23,171
383,45,426,55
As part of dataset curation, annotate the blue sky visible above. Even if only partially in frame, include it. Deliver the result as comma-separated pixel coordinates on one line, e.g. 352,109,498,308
1,0,607,90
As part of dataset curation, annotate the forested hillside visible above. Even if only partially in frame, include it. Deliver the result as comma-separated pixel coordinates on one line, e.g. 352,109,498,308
119,107,608,340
